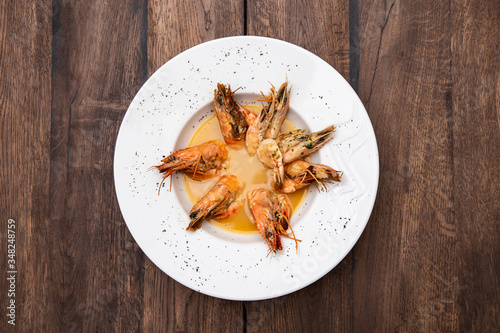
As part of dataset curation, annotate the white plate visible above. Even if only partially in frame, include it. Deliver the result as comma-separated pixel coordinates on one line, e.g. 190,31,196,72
114,36,379,301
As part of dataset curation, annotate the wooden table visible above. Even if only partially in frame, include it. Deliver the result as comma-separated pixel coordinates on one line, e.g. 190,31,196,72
1,0,499,331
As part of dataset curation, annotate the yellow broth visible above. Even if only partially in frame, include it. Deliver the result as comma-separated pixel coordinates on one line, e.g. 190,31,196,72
184,106,307,234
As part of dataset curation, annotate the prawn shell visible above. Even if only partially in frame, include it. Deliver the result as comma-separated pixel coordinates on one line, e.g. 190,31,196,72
187,175,241,231
214,83,248,144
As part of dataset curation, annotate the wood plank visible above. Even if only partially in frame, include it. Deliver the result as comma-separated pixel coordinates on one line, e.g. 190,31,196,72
145,1,245,332
355,0,462,331
247,0,350,82
246,1,352,332
148,0,245,72
0,0,53,330
49,0,147,330
451,1,500,331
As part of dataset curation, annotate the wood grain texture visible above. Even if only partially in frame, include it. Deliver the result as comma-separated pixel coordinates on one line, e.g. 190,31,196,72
245,1,352,332
49,0,147,331
356,1,458,331
148,0,245,72
247,0,350,82
451,1,500,331
144,1,245,332
0,0,53,331
356,0,499,331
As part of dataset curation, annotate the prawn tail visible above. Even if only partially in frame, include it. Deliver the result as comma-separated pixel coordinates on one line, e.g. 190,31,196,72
328,170,343,182
186,210,208,231
273,167,284,190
